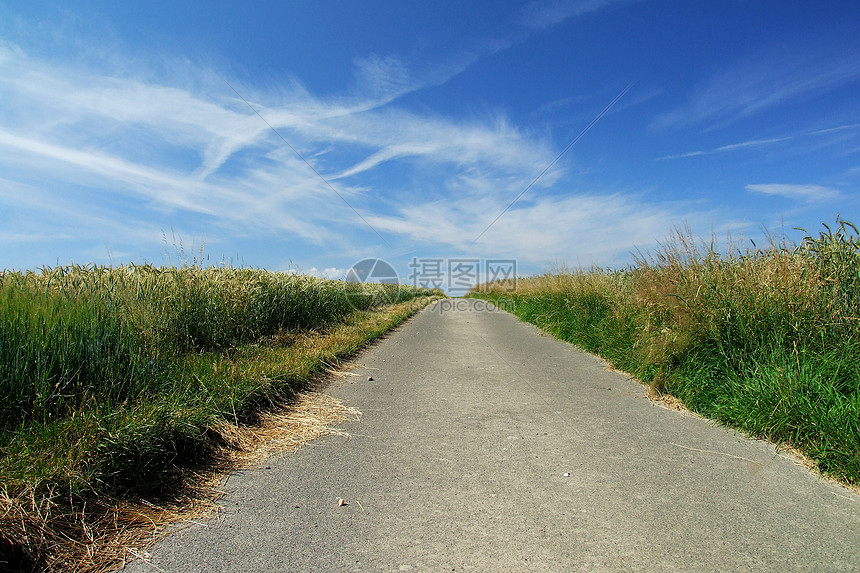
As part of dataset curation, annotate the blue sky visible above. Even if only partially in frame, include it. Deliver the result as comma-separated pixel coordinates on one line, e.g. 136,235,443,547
1,1,859,288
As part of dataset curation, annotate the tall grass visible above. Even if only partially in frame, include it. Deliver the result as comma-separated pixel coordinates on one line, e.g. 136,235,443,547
0,263,440,570
0,264,436,504
471,219,860,485
0,265,423,433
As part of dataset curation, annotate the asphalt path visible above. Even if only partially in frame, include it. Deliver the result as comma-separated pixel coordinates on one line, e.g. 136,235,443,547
126,299,859,572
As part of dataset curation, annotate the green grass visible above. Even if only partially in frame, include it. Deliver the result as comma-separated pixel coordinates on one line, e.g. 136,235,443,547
471,219,860,486
0,265,424,434
0,264,441,571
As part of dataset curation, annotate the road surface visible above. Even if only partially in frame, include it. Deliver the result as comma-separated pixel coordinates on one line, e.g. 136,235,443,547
125,299,859,572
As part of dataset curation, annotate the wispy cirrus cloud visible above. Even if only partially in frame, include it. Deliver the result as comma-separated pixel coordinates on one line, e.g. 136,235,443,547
658,123,860,161
348,53,424,105
653,41,860,131
330,143,439,180
519,0,632,29
365,187,718,268
0,33,701,272
746,183,840,203
0,41,568,263
657,136,793,160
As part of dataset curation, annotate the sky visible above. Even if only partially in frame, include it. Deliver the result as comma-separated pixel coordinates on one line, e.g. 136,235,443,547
1,1,859,291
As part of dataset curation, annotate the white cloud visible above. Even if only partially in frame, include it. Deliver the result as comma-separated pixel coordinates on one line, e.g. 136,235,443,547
0,38,705,272
0,42,565,264
654,42,860,131
350,54,416,102
658,123,860,162
0,131,213,211
658,136,793,160
301,267,347,280
331,143,441,180
520,0,630,29
368,190,714,268
745,184,840,202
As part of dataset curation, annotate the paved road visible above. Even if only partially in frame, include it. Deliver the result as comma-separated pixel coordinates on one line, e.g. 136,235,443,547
126,299,859,572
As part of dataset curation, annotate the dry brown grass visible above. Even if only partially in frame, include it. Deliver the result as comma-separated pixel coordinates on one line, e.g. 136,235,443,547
213,391,360,465
0,390,361,573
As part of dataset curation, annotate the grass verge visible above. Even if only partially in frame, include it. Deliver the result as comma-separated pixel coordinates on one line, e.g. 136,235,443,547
470,220,860,487
0,264,441,572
